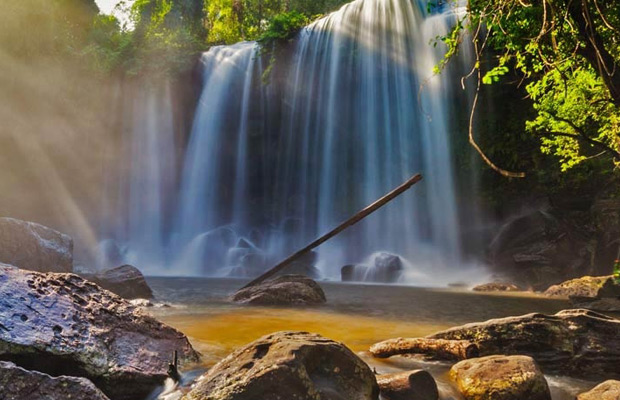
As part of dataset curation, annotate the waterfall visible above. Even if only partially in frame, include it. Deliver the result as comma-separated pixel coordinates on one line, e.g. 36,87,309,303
104,0,478,283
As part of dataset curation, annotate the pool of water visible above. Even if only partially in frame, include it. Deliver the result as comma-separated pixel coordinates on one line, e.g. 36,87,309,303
147,277,600,399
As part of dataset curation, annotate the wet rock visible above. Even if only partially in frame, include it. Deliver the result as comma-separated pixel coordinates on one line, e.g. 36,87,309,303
85,264,153,299
183,331,379,400
341,253,403,283
450,355,551,400
376,370,438,400
488,211,590,290
544,275,612,297
0,217,72,273
227,247,252,268
472,282,521,292
570,296,620,312
188,227,237,271
577,380,620,400
430,309,620,379
0,361,110,400
341,264,357,282
278,251,320,279
240,253,266,271
231,274,326,305
0,265,200,400
373,252,404,282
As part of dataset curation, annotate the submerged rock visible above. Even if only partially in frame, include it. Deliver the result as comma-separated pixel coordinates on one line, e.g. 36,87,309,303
0,265,199,400
85,264,153,299
544,275,612,297
0,217,72,273
450,355,551,400
231,274,326,305
183,331,379,400
577,380,620,400
472,282,521,292
0,361,110,400
430,309,620,379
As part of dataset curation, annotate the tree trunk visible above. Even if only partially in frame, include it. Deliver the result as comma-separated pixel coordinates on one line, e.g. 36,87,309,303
370,338,479,360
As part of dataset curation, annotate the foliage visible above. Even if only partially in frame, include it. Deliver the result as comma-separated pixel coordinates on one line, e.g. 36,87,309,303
257,11,309,44
438,0,620,173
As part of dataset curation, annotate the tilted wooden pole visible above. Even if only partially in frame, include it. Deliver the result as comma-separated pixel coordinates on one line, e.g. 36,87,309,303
240,173,423,290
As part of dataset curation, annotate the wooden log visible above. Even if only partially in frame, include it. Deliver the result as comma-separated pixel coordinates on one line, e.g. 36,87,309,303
239,173,423,290
376,370,439,400
370,338,479,361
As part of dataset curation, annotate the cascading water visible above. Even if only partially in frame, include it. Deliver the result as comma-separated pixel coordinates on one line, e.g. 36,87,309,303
103,0,481,284
99,83,177,271
269,0,466,280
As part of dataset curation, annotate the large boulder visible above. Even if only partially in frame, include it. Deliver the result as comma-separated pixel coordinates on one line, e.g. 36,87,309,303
0,361,110,400
0,217,72,273
429,309,620,379
577,380,620,400
0,265,200,400
85,264,153,299
488,211,590,290
183,331,379,400
545,275,612,297
450,355,550,400
231,274,326,305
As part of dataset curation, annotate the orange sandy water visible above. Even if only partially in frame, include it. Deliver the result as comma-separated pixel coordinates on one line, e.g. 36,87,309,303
158,307,450,366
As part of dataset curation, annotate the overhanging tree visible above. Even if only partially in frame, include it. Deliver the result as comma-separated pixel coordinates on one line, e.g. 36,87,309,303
440,0,620,174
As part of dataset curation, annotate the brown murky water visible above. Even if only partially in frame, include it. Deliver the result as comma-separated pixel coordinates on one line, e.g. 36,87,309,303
147,277,600,399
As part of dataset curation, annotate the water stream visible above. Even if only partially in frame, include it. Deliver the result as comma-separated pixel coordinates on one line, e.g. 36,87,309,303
147,278,598,400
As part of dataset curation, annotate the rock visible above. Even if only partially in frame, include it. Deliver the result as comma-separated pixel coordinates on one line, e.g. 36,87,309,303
278,251,320,279
240,253,266,271
544,275,612,297
0,217,72,273
577,380,620,400
341,253,403,283
86,264,153,299
597,278,620,298
376,370,438,400
227,247,252,267
472,282,521,292
185,227,236,272
488,211,590,290
0,265,200,400
341,264,358,282
372,252,404,283
0,361,110,400
231,274,326,305
429,309,620,379
450,355,551,400
183,331,379,400
570,296,620,312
